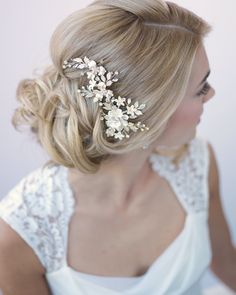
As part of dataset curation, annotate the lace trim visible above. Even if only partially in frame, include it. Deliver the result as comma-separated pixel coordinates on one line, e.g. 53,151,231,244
149,137,209,213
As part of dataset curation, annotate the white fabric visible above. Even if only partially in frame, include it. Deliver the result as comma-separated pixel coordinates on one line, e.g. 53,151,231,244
0,136,212,295
68,270,143,292
203,284,236,295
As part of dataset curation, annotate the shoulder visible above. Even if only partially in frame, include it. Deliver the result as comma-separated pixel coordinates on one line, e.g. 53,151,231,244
0,218,52,294
0,215,45,275
205,141,220,196
192,137,220,197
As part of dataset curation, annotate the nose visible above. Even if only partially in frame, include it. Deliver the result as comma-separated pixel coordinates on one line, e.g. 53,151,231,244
203,86,215,103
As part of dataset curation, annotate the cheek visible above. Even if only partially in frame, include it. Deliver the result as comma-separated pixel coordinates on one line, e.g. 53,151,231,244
169,104,201,127
154,104,201,147
154,101,202,147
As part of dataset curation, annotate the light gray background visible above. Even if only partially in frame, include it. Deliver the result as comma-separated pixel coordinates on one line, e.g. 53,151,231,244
0,0,235,290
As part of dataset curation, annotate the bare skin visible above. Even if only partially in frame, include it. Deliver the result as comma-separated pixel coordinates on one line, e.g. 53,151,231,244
66,43,216,277
67,166,187,277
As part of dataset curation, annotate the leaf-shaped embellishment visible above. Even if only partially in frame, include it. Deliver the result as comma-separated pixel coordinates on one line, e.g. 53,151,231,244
85,91,94,98
106,72,111,80
135,110,143,116
122,114,129,120
78,64,86,69
103,103,113,111
128,123,138,132
106,81,112,86
74,58,83,63
84,56,90,64
134,101,139,108
124,125,130,132
101,75,106,82
99,66,106,76
73,63,80,69
138,104,146,110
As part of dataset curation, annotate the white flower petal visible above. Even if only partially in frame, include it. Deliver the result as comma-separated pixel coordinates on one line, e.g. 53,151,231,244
106,81,112,86
99,66,106,76
88,60,96,68
107,72,112,80
101,75,106,82
135,110,143,116
74,57,83,63
78,64,86,69
84,56,90,64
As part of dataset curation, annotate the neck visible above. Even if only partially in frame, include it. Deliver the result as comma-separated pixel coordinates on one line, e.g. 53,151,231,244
68,146,153,212
154,143,188,158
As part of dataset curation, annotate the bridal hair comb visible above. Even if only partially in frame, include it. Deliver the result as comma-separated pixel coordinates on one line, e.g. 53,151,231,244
62,56,149,141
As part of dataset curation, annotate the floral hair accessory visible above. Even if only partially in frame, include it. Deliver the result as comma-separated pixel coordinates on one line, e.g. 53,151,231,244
62,56,149,140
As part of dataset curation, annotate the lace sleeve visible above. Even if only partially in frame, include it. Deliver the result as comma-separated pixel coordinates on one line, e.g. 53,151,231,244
0,166,66,273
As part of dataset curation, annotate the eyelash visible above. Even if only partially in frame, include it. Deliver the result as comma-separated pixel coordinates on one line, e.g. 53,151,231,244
197,82,211,96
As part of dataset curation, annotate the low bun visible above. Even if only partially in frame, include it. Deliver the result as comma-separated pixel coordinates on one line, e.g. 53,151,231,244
12,66,108,174
13,78,41,134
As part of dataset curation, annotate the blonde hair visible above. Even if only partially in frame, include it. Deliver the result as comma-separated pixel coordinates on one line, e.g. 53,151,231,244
12,0,212,174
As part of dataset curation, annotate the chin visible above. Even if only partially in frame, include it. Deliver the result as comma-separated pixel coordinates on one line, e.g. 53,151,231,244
189,130,197,141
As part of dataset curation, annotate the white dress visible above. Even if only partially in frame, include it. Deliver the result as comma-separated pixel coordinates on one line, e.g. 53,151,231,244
0,136,212,295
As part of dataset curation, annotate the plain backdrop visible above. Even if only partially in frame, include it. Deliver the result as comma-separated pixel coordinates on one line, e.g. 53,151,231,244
0,0,235,290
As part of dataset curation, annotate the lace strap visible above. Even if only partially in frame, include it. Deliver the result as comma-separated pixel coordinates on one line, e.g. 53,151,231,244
196,136,210,208
149,137,210,213
0,165,69,273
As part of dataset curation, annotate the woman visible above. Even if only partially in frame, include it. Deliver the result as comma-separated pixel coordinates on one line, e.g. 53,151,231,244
0,0,235,294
